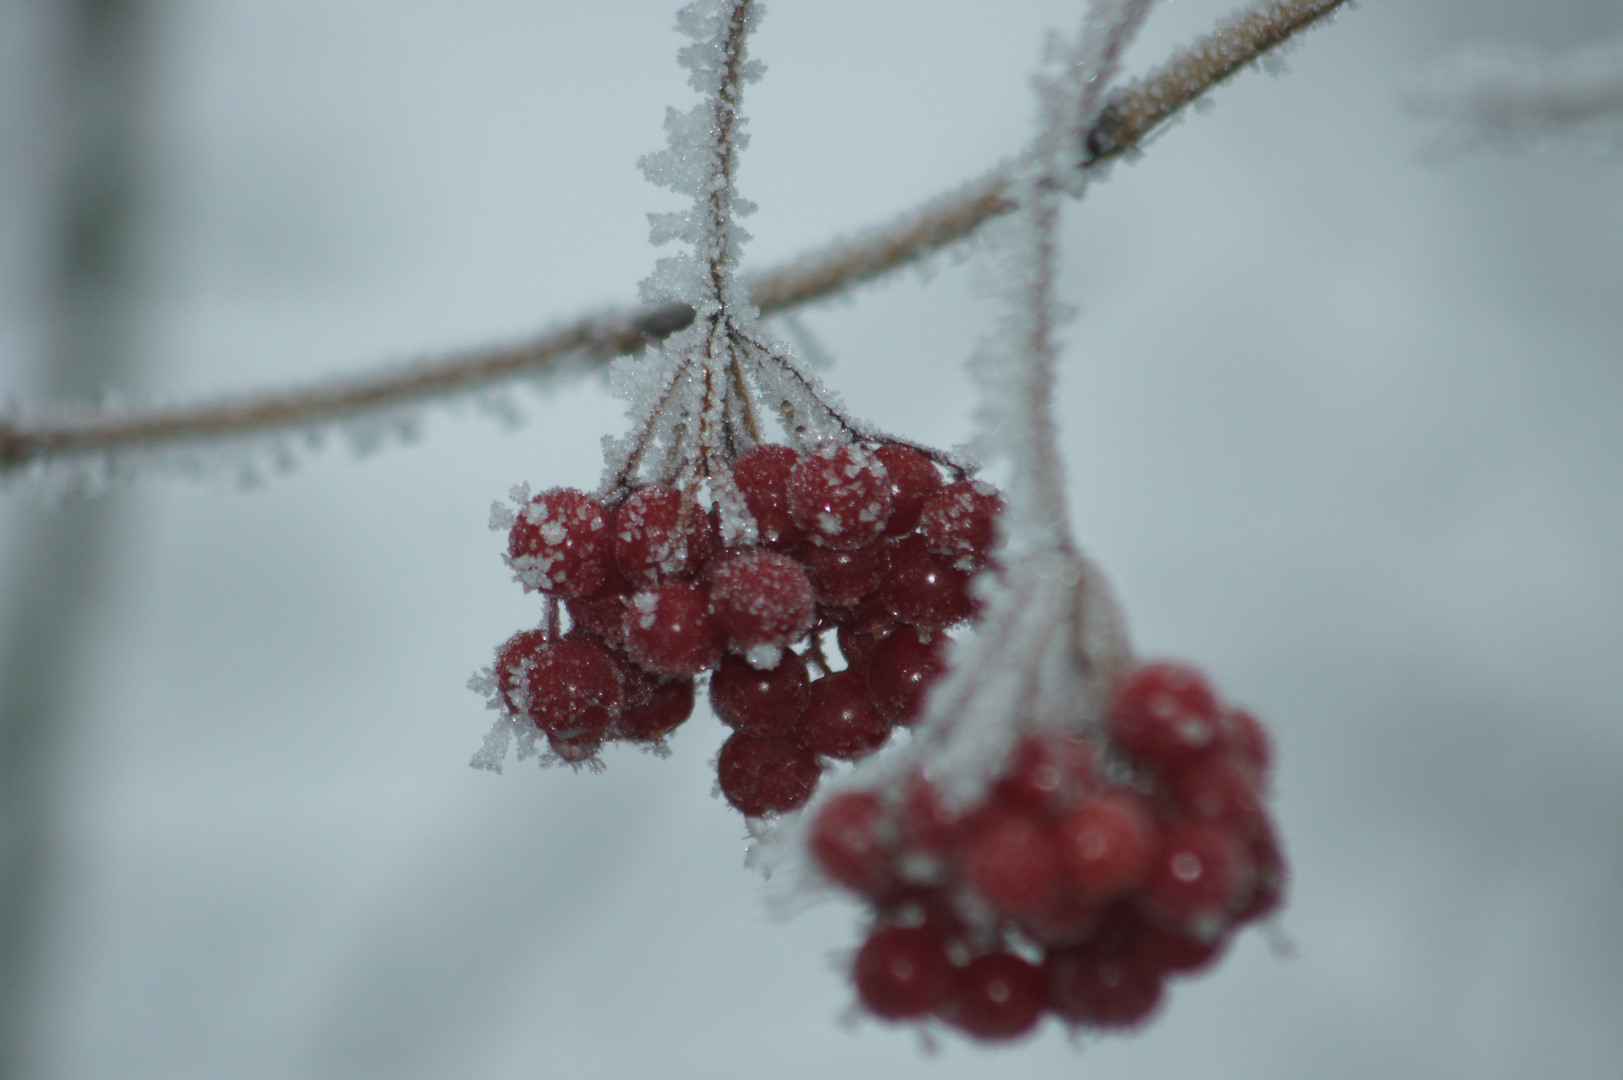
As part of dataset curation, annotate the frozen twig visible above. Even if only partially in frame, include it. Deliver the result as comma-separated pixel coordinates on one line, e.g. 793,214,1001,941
1406,35,1623,156
0,0,1350,486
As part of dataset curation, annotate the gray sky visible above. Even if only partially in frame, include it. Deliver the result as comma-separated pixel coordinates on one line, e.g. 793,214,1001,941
3,1,1621,1077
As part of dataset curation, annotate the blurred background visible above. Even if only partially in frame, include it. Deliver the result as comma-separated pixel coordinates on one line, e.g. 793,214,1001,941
1,0,1620,1077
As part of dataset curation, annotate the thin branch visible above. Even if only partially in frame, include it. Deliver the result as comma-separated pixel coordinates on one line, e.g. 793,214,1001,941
0,0,1350,480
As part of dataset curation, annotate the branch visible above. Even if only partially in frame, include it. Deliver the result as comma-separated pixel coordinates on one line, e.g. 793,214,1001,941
0,0,1350,481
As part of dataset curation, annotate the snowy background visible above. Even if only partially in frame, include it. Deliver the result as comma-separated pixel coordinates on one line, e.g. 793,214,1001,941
2,0,1621,1077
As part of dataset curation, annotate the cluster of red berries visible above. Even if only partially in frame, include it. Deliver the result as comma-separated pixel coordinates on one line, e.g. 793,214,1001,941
807,662,1285,1041
487,441,1003,798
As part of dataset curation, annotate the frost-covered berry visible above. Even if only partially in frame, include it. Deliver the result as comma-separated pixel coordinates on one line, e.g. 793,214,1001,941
918,480,1003,569
1109,661,1222,764
808,791,894,897
493,629,549,715
709,652,809,738
507,488,613,598
1055,791,1157,904
944,953,1047,1041
800,669,892,761
523,639,623,738
731,444,806,550
787,444,894,550
612,486,716,586
865,627,948,726
852,926,954,1021
564,572,631,648
836,624,883,675
879,536,971,629
708,550,816,651
872,443,943,537
798,540,891,608
962,807,1062,919
1138,821,1253,933
616,678,695,742
622,582,721,675
1045,934,1164,1029
716,732,822,816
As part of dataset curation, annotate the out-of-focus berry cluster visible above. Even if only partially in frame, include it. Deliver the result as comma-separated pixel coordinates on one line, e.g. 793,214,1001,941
807,662,1286,1041
484,441,1003,806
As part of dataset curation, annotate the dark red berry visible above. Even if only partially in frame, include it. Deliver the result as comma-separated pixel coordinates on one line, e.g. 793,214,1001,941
1138,820,1253,932
836,624,882,674
1164,752,1264,829
1055,790,1157,904
1132,915,1228,976
1220,707,1273,778
506,488,613,598
918,480,1002,569
564,572,631,648
993,733,1096,816
879,536,971,629
961,807,1062,919
493,629,549,715
872,443,943,537
799,669,893,760
523,639,623,738
866,627,948,726
902,774,960,857
716,732,822,816
944,953,1046,1041
808,791,895,897
1109,661,1223,764
709,652,810,738
1234,817,1288,924
622,582,721,675
708,550,816,651
615,678,695,742
798,540,891,608
852,926,954,1021
787,444,894,550
612,486,716,586
731,444,806,550
1045,936,1164,1029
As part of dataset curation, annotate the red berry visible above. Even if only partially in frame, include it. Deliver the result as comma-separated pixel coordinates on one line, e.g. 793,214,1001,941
808,791,895,897
493,629,549,715
547,728,606,764
866,627,948,726
1164,752,1264,829
507,488,613,598
852,926,954,1021
836,624,882,674
622,582,721,675
918,480,1002,569
1138,820,1253,932
708,550,816,651
798,540,891,608
872,443,943,537
879,536,971,629
944,953,1046,1041
523,639,623,737
716,732,822,816
1055,790,1157,904
612,486,716,586
1110,661,1223,764
993,733,1097,816
961,807,1062,919
799,669,893,760
709,652,810,738
901,774,960,856
787,444,894,550
615,678,695,742
1234,817,1288,924
1220,707,1273,778
1045,935,1164,1029
731,444,806,550
564,572,631,648
1131,915,1227,976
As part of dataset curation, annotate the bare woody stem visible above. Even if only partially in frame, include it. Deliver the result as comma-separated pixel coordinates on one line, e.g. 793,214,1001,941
0,0,1349,479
